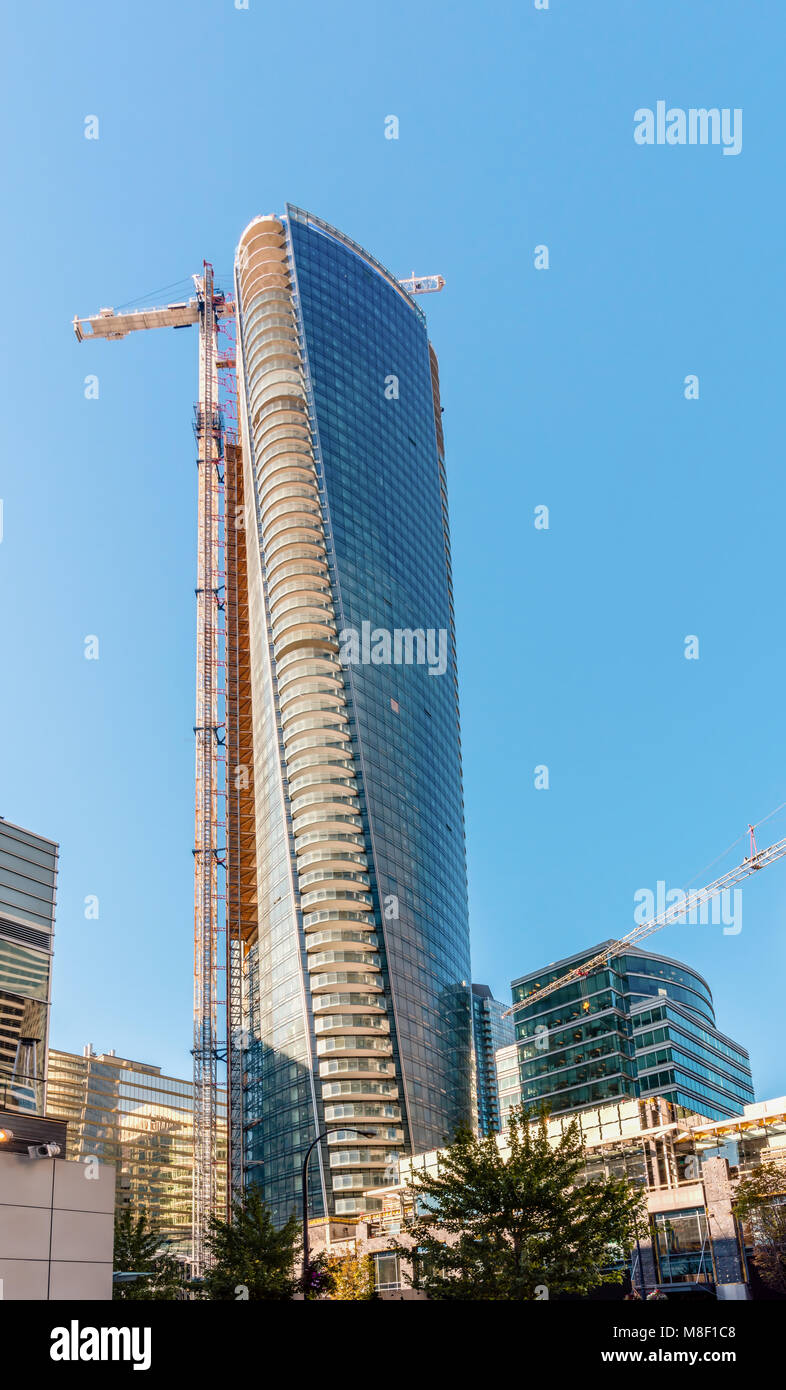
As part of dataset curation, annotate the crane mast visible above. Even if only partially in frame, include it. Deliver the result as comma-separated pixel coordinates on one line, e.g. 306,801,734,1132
73,268,238,1274
192,264,223,1275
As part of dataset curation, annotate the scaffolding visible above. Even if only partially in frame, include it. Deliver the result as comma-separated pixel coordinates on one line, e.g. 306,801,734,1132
220,307,255,1212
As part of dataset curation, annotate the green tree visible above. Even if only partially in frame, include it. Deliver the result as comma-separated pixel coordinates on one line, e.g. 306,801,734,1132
735,1162,786,1296
392,1106,645,1300
113,1208,187,1301
201,1188,299,1300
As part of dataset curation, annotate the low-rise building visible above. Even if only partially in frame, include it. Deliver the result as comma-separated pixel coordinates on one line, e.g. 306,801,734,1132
308,1094,786,1299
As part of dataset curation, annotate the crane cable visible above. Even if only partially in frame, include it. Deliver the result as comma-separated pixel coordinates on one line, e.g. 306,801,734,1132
682,799,786,891
505,798,786,1018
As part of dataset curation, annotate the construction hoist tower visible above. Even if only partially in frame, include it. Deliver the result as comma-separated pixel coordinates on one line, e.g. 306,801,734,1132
73,267,244,1273
191,264,226,1272
73,255,444,1271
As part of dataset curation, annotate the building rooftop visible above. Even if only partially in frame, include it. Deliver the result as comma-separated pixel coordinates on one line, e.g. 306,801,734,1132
511,939,713,993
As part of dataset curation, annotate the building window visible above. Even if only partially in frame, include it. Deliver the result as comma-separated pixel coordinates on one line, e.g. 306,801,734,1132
373,1251,401,1292
651,1207,715,1285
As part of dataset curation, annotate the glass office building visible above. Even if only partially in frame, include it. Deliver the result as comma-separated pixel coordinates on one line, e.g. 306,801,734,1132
503,942,753,1123
472,984,515,1134
234,207,472,1222
47,1046,226,1260
0,819,57,1115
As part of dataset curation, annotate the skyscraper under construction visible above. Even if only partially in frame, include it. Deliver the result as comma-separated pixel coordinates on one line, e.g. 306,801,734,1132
74,205,473,1242
233,208,473,1222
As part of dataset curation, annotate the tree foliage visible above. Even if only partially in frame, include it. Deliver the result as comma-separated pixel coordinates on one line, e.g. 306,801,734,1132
113,1207,187,1301
734,1162,786,1296
326,1249,377,1300
201,1187,299,1301
392,1106,646,1300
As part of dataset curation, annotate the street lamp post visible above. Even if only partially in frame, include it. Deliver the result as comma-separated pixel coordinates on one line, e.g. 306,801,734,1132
301,1127,376,1296
634,1235,647,1299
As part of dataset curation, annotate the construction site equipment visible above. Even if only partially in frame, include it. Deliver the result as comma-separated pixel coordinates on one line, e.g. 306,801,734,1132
74,265,239,1274
399,272,446,295
504,827,786,1017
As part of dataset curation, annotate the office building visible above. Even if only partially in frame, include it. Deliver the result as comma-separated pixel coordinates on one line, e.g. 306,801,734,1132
0,818,58,1115
501,942,753,1123
233,207,473,1222
471,984,515,1134
47,1046,226,1259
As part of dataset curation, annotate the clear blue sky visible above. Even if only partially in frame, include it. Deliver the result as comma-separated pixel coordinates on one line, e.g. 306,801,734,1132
1,1,784,1100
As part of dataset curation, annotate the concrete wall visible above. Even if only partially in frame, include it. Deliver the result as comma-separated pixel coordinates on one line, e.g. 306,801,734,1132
0,1152,114,1300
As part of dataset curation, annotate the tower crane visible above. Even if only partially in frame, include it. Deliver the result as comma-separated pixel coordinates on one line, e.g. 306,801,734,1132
503,824,786,1017
73,265,239,1275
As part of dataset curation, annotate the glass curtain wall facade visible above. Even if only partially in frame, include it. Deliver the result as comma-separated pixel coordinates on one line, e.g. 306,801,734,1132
507,943,753,1122
471,984,515,1134
0,820,57,1115
234,207,472,1222
47,1047,226,1259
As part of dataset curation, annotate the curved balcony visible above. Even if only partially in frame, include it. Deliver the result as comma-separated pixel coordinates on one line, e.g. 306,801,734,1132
294,829,366,856
297,852,367,880
269,574,332,607
307,950,380,972
328,1150,401,1170
288,776,357,807
236,214,408,1217
277,664,343,698
323,1101,401,1121
287,747,355,778
305,930,378,952
274,629,338,664
258,463,315,501
321,1080,398,1100
302,909,372,933
299,866,369,891
273,617,338,648
300,889,373,915
316,1037,392,1061
276,644,341,676
262,494,321,528
284,701,347,731
318,1057,395,1079
272,602,335,634
314,1012,388,1032
315,1023,391,1045
291,808,363,834
283,706,347,732
312,994,386,1015
264,534,325,569
309,973,384,994
266,555,329,589
285,733,350,763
